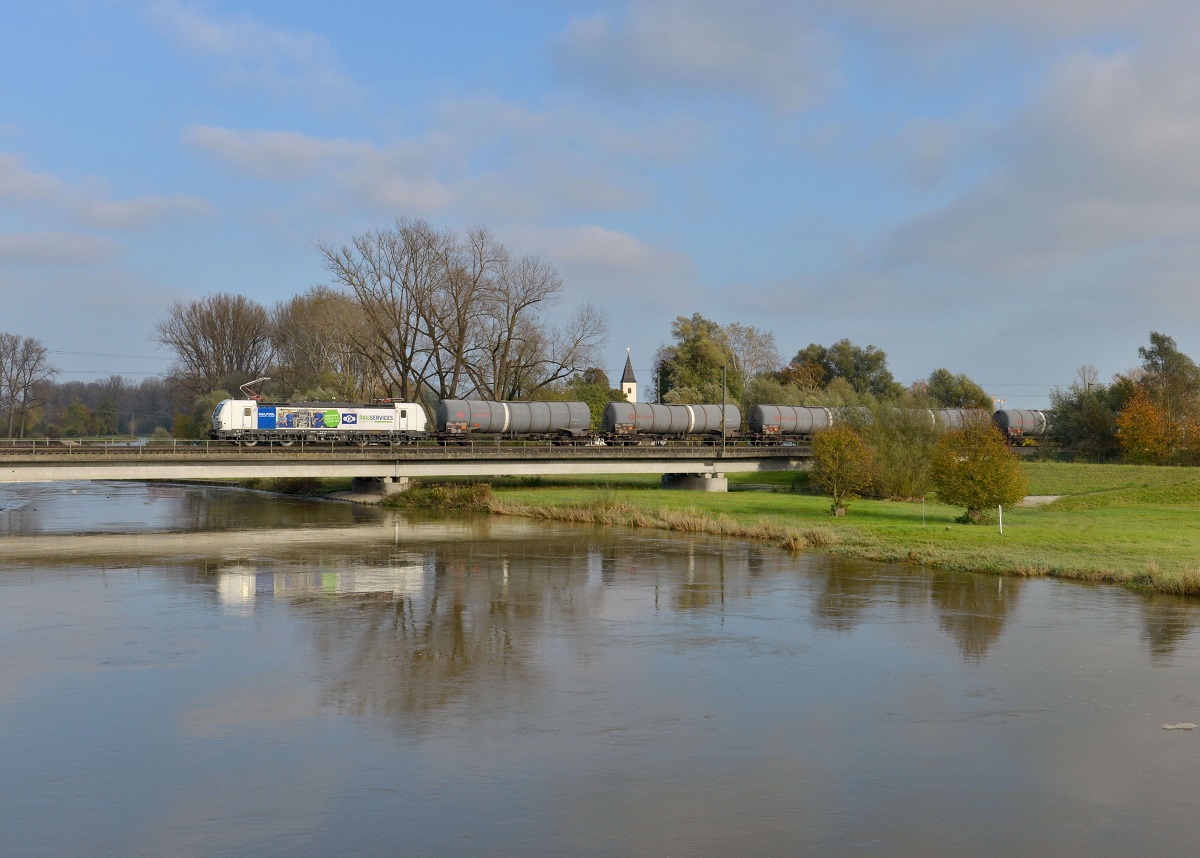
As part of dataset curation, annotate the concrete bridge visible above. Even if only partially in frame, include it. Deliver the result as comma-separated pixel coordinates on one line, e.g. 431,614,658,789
0,439,808,494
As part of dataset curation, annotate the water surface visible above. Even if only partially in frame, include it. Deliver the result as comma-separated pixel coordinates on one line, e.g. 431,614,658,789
2,481,1199,856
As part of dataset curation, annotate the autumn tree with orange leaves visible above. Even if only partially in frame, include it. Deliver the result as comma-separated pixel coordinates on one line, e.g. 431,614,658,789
1116,389,1172,464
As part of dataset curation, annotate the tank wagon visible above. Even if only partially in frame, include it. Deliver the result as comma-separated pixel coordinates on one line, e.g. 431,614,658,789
993,409,1051,442
747,405,987,439
928,408,989,430
749,405,835,438
210,399,427,445
436,399,591,438
603,402,740,439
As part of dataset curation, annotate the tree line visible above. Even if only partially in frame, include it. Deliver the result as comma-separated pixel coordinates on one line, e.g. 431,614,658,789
155,218,607,405
2,208,1194,472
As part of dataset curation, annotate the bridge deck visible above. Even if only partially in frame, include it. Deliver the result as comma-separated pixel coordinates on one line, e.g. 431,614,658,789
0,440,809,483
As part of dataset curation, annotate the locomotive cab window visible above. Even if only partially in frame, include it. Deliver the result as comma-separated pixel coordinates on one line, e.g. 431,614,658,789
400,410,407,418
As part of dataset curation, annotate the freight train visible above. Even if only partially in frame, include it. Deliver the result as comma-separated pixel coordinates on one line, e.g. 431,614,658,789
209,393,1051,447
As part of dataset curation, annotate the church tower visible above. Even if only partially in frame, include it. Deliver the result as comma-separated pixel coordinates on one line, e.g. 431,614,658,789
621,349,637,403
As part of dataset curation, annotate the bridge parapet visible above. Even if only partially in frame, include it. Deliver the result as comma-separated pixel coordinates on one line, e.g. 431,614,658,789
0,441,807,486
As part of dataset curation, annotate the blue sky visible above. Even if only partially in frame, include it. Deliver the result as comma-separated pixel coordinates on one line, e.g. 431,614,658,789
3,0,1199,407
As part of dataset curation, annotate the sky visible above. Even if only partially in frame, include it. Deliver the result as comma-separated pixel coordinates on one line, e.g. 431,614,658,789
3,0,1200,408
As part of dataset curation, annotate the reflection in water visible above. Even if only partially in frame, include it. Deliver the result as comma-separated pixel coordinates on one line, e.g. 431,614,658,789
931,573,1022,662
215,554,427,615
8,482,1200,856
202,535,774,727
0,480,377,535
809,556,1023,661
811,557,888,633
1140,593,1199,665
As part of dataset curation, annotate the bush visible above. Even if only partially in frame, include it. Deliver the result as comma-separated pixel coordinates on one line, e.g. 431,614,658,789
811,425,875,515
384,481,493,511
861,403,939,499
930,418,1027,523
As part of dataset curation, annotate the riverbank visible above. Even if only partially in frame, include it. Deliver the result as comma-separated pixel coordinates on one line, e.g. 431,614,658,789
385,463,1200,595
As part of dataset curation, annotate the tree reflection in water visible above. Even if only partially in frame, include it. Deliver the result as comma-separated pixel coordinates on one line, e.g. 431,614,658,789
1139,593,1199,666
201,535,777,730
809,558,1024,661
810,558,929,635
930,573,1021,662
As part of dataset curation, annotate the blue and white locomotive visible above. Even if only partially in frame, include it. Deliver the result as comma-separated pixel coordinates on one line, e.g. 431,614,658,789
210,396,427,446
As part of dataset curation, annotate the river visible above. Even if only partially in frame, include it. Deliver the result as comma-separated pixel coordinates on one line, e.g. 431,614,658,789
2,481,1199,856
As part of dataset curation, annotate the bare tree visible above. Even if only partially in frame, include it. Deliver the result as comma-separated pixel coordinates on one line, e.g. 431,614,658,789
321,218,606,405
471,255,605,399
1076,364,1100,392
0,332,56,437
319,219,461,402
154,293,274,397
271,286,377,399
725,323,780,390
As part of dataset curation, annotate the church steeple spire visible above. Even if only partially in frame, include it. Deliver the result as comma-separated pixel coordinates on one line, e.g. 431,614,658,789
621,349,637,402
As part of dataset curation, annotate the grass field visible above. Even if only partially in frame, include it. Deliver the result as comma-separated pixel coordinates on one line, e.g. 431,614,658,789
389,463,1200,595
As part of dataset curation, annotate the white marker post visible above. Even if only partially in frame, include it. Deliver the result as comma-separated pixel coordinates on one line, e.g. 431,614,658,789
998,505,1003,535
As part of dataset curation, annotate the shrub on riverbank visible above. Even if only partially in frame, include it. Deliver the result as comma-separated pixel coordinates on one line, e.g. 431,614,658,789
384,481,492,511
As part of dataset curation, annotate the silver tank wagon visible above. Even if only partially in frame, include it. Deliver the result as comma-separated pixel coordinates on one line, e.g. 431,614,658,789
603,402,740,436
993,409,1050,440
436,400,591,435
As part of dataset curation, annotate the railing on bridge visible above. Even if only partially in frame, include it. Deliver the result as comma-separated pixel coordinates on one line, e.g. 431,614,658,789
0,437,809,457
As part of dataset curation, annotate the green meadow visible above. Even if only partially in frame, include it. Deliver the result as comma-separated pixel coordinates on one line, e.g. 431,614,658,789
389,463,1200,595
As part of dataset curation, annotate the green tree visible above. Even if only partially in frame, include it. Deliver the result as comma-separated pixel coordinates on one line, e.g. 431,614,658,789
654,314,743,404
1137,331,1200,425
791,339,903,399
95,397,119,435
63,399,94,437
930,419,1027,523
811,425,875,516
565,368,626,430
1048,374,1130,462
861,399,940,499
925,368,991,408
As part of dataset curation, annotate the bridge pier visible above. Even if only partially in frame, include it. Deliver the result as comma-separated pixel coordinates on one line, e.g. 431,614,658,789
661,472,728,492
351,476,412,497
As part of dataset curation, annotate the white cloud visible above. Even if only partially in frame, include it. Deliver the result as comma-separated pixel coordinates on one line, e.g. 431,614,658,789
70,194,215,230
184,124,454,214
553,0,837,112
877,44,1200,277
183,125,377,180
147,0,359,108
184,104,686,222
0,151,212,231
505,224,697,312
0,153,61,202
0,232,120,265
534,224,691,278
818,0,1198,38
